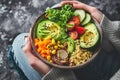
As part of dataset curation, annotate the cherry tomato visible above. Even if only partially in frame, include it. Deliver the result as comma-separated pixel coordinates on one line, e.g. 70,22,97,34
70,16,80,25
67,21,75,30
75,26,85,35
69,31,78,40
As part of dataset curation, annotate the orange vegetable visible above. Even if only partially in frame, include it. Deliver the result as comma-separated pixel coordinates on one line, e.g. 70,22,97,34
34,38,52,60
45,14,50,18
37,47,42,53
34,38,39,43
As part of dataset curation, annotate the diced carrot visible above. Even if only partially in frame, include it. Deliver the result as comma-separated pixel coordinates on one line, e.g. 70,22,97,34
34,38,52,60
37,48,42,53
34,38,39,42
40,50,44,55
44,54,47,59
41,54,45,58
46,50,50,55
34,42,38,47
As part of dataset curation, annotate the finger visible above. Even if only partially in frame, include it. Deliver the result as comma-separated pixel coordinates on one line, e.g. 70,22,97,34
60,0,78,6
73,3,94,13
28,28,33,47
23,36,32,53
27,36,32,49
60,0,93,13
72,2,84,9
28,28,32,38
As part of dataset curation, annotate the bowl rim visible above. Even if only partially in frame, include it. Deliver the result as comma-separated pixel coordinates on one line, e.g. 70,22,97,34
30,9,103,69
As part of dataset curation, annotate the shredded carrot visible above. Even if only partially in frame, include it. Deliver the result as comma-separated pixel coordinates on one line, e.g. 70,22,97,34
45,14,50,18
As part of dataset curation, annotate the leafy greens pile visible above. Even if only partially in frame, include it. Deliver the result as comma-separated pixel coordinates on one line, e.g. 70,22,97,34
45,4,74,27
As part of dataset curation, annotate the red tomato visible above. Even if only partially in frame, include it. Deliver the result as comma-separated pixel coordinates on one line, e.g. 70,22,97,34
67,21,75,30
69,31,78,40
70,16,80,25
75,26,85,35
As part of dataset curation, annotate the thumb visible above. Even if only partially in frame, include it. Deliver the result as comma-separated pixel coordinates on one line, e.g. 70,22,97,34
23,36,32,53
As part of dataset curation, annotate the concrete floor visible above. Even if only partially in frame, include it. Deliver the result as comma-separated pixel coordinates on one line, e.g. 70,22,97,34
0,0,120,80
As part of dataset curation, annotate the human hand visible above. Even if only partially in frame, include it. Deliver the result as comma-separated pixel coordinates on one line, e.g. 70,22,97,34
23,31,51,75
60,0,103,24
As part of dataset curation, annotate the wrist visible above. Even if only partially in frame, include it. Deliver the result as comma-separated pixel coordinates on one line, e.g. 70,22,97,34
30,57,51,75
26,55,39,67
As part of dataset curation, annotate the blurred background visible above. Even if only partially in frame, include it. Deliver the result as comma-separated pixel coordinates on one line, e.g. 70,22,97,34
0,0,120,80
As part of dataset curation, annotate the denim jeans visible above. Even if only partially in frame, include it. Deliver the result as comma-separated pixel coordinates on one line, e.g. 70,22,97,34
8,33,42,80
8,33,120,80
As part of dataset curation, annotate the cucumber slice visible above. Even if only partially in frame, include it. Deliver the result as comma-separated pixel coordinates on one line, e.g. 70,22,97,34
81,13,91,25
73,10,85,22
80,23,99,48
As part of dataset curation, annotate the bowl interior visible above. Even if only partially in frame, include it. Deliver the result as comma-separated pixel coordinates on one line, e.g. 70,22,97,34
31,12,102,69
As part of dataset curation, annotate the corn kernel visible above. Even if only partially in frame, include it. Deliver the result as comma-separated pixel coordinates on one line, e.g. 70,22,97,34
58,45,63,48
47,56,51,60
51,50,56,54
44,35,51,40
54,46,58,49
57,41,60,44
49,60,52,63
52,39,55,45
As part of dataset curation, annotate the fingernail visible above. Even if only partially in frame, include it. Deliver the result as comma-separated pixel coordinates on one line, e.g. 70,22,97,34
24,36,28,44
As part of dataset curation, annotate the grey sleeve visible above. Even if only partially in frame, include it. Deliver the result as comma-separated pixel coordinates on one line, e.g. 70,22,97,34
101,15,120,80
42,68,77,80
110,69,120,80
101,15,120,53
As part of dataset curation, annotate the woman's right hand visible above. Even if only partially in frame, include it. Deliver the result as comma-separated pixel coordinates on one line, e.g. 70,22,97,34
23,30,51,75
60,0,103,24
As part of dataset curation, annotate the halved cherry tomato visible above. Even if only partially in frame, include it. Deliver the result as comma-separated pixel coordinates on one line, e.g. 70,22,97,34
70,16,80,25
69,31,78,40
75,26,85,35
67,21,75,30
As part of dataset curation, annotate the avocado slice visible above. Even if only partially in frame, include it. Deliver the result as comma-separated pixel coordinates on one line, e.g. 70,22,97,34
36,20,61,39
67,37,75,54
80,23,99,48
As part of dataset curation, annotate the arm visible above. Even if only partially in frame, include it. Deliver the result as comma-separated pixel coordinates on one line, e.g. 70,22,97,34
23,1,120,80
101,15,120,53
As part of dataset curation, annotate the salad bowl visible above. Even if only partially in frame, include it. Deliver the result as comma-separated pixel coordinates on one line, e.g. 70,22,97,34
30,5,102,69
